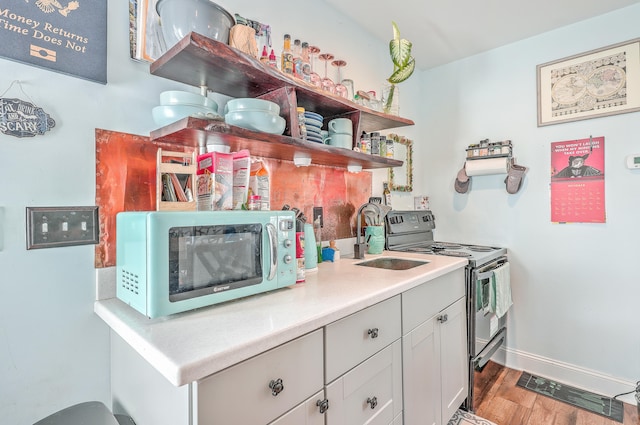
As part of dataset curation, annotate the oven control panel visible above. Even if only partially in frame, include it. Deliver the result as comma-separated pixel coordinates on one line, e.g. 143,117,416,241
386,210,435,234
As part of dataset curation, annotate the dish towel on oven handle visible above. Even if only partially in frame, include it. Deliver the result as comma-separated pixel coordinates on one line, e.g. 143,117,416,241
490,262,512,318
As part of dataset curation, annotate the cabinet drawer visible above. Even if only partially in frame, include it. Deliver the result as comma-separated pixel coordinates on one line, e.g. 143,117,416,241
401,268,464,334
325,339,402,425
325,296,401,383
269,390,326,425
196,329,323,425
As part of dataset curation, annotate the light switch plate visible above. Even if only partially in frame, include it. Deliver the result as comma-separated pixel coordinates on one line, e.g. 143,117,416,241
26,206,99,250
313,206,323,228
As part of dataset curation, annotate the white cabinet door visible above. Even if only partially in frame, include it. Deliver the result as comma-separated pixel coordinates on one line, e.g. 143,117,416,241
326,339,402,425
402,297,468,425
269,390,327,425
402,313,440,425
439,298,468,423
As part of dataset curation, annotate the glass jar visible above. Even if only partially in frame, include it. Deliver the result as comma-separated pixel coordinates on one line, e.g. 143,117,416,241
248,195,262,210
379,135,387,157
370,132,380,155
297,107,307,140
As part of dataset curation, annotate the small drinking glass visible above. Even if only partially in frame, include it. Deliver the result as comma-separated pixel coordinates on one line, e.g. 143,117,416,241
319,53,336,94
332,60,349,99
308,45,322,88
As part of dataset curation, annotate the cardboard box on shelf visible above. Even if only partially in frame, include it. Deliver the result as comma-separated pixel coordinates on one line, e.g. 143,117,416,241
196,151,233,210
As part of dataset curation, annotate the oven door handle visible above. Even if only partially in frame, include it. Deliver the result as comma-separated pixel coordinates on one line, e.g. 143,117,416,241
474,257,508,281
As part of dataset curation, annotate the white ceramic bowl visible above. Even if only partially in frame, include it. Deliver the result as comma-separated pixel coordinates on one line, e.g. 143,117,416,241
156,0,234,46
160,90,219,112
224,98,280,115
152,104,219,127
225,110,286,134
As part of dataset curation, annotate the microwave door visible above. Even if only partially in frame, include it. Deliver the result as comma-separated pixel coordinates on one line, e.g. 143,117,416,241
266,223,277,281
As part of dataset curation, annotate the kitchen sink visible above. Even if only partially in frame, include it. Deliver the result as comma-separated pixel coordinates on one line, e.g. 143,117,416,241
355,257,429,270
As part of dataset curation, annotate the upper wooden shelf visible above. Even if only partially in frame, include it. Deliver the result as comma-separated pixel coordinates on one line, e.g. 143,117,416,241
150,33,414,133
151,117,404,170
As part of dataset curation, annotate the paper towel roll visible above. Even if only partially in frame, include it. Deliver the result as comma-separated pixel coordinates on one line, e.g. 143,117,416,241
465,157,510,176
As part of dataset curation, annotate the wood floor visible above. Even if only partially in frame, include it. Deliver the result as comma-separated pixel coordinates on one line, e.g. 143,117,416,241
474,362,639,425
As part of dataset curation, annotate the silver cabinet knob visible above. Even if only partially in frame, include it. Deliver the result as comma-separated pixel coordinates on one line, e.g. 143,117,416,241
316,398,329,414
366,396,378,409
269,378,284,396
367,328,379,338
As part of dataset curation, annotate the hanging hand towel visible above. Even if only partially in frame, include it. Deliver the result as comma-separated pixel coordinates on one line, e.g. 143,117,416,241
490,262,512,318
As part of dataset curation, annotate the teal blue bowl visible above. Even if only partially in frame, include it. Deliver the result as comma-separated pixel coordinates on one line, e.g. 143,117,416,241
224,110,285,134
225,98,280,115
152,104,220,127
160,91,218,112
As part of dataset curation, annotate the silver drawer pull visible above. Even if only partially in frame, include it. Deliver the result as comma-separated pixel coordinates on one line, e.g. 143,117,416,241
366,396,378,409
437,314,448,323
269,378,284,396
316,398,329,414
367,328,379,339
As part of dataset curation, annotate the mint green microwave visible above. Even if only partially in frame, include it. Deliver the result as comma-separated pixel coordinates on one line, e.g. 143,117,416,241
116,211,296,318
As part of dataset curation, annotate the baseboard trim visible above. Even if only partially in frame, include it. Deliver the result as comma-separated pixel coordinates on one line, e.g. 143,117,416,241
498,345,637,405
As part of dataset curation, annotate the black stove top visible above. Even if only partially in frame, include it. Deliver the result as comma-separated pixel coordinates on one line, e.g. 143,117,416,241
384,210,506,266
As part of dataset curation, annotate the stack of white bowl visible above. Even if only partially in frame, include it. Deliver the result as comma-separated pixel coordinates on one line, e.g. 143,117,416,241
224,98,286,135
152,91,220,127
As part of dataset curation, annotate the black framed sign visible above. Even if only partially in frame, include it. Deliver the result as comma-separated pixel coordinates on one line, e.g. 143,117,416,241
0,1,107,84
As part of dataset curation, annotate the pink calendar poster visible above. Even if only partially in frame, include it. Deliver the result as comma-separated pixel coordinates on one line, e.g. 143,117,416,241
550,137,605,223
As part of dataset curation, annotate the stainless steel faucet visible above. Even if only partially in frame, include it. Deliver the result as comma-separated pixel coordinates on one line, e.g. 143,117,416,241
353,202,382,259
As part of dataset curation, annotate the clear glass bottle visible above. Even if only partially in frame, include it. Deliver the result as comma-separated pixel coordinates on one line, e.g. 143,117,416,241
281,34,293,75
293,39,302,78
300,42,311,83
248,195,261,210
297,107,307,140
383,182,392,208
370,132,380,156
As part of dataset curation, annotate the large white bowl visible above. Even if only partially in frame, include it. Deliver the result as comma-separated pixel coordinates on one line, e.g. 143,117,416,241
152,104,220,127
156,0,234,47
225,110,286,134
224,98,280,115
160,90,219,112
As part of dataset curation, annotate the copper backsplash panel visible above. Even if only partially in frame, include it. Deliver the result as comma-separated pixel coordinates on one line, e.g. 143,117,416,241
95,129,372,268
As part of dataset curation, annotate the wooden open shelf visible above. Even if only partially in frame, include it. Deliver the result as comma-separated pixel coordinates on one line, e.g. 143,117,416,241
151,117,403,169
149,32,414,170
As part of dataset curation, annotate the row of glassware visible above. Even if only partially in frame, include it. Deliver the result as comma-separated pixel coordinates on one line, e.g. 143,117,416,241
266,34,386,112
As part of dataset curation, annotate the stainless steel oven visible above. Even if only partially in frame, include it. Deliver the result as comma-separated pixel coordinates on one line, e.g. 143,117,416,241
466,255,508,412
385,210,509,413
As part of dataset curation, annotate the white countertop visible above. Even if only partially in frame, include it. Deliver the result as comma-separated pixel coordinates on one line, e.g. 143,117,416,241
94,251,467,386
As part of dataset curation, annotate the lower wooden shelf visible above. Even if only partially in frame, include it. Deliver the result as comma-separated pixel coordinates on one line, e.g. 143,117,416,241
150,117,403,170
